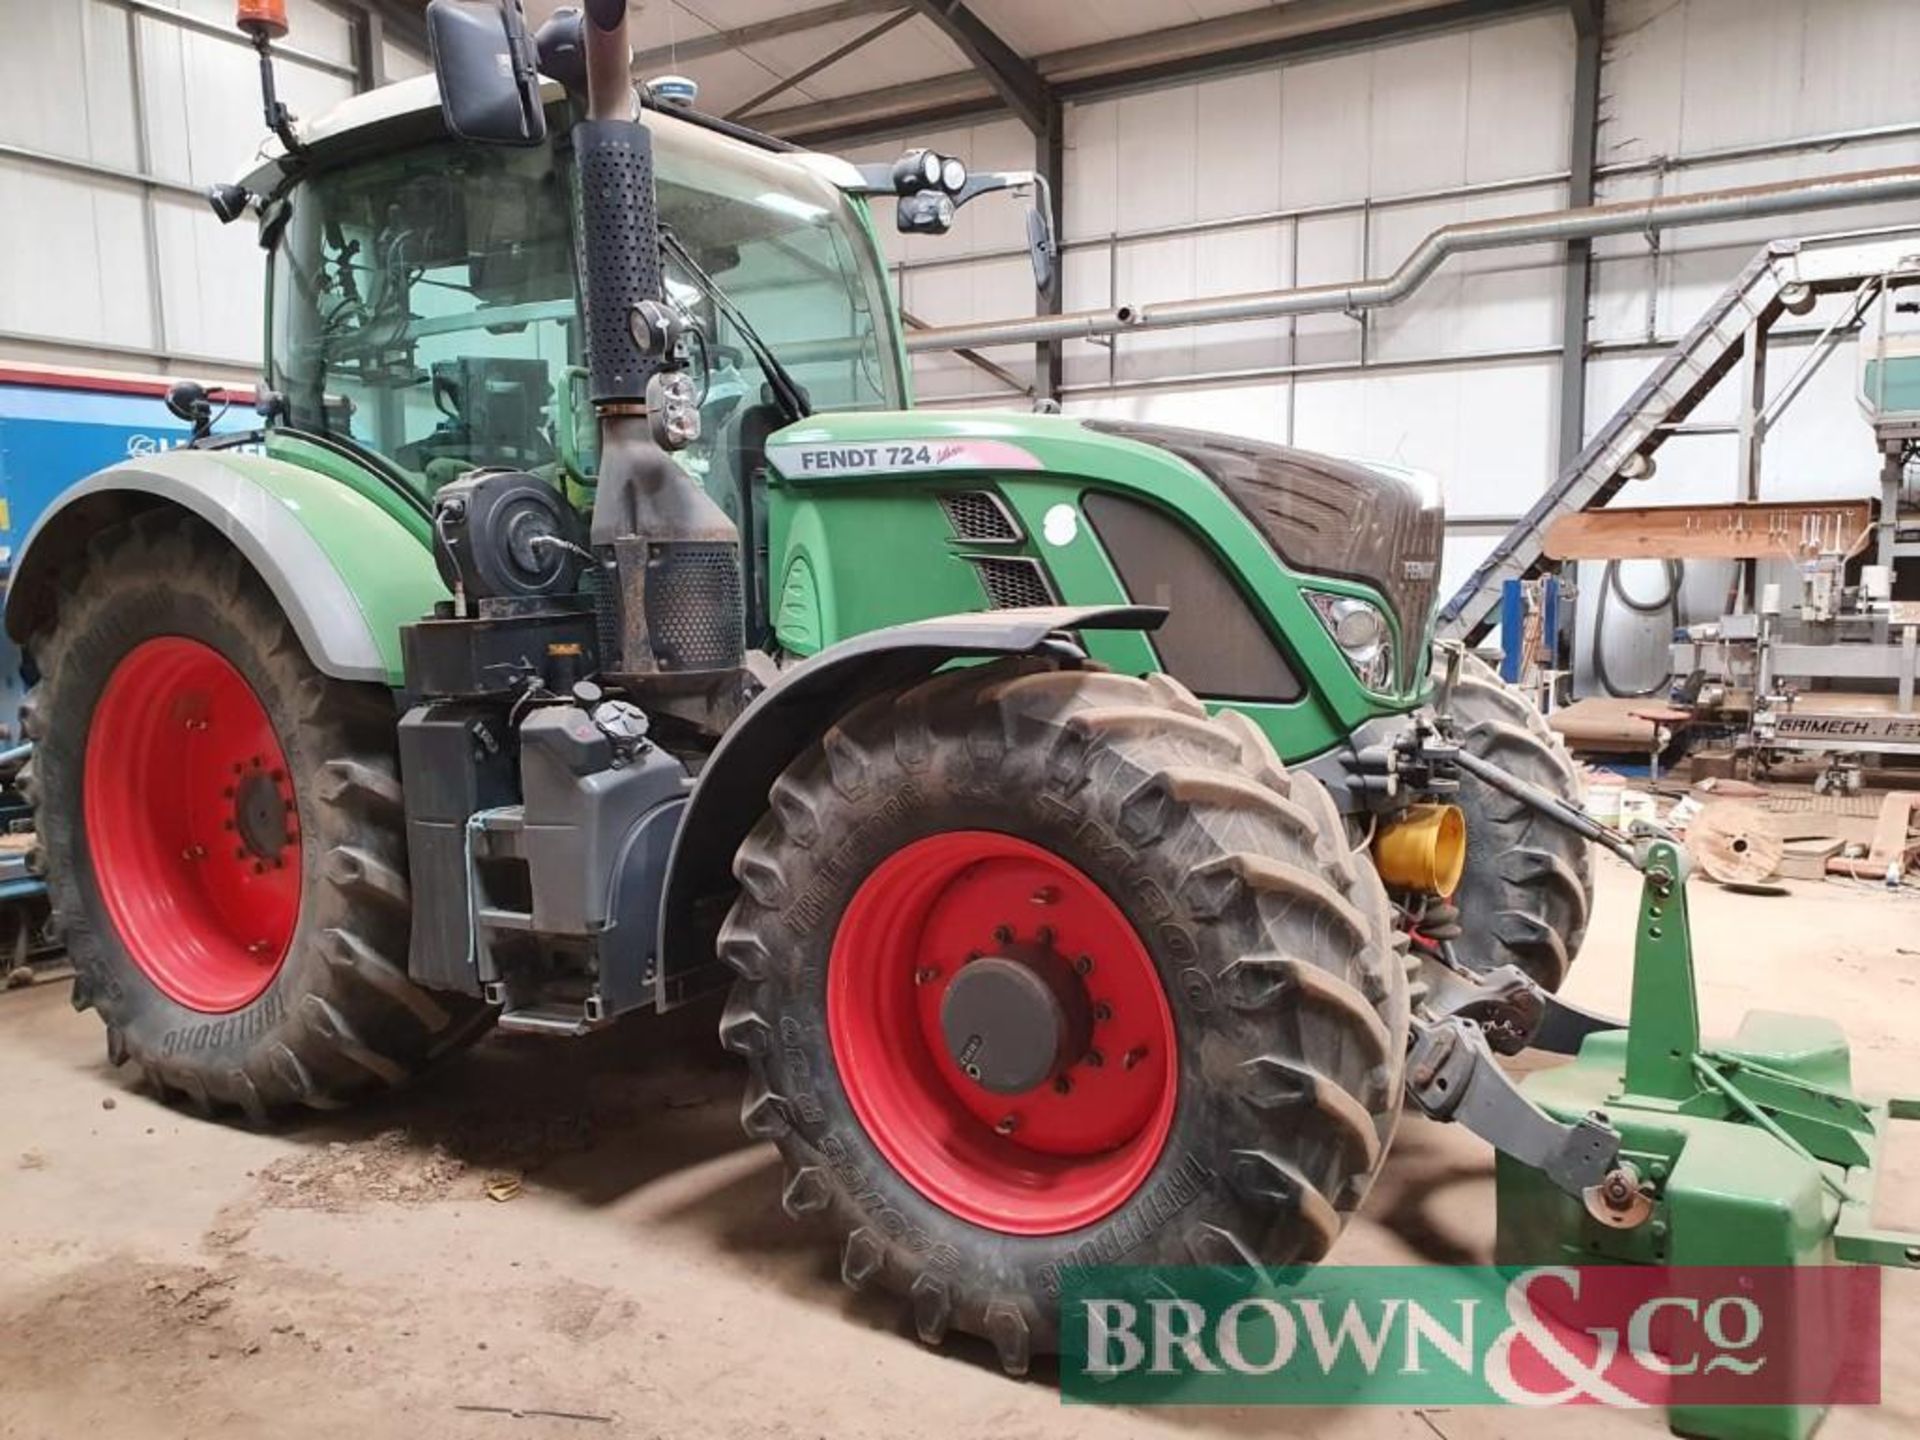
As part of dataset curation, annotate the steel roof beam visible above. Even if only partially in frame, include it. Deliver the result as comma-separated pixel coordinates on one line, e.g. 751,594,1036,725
908,0,1051,135
630,0,903,73
726,10,915,121
758,0,1552,144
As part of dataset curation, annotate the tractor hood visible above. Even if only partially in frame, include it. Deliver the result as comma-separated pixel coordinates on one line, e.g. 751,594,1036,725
1078,419,1446,684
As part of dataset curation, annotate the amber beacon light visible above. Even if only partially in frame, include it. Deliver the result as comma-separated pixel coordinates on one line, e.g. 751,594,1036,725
234,1,289,39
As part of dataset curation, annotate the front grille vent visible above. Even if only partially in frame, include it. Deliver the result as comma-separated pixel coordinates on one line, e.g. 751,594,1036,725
969,556,1055,610
939,490,1021,544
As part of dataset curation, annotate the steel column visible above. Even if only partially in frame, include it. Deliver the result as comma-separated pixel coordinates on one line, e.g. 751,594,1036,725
1037,98,1065,403
351,4,387,92
1557,0,1601,466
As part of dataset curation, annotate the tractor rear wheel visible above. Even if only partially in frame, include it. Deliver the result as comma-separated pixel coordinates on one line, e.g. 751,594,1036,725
1445,652,1593,989
718,659,1408,1371
22,512,487,1118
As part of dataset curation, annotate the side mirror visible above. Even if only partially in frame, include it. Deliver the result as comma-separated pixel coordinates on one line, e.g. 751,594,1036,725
1026,202,1056,296
426,0,547,147
165,380,219,443
852,156,1058,296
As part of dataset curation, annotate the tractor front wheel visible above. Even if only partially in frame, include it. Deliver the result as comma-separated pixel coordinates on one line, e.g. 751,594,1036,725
23,512,487,1118
1444,652,1594,989
718,659,1408,1370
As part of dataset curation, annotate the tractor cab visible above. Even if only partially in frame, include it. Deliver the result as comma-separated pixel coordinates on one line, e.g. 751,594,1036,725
233,60,1049,665
249,75,909,641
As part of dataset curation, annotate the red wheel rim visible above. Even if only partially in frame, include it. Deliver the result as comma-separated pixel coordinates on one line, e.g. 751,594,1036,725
828,832,1177,1235
83,637,301,1013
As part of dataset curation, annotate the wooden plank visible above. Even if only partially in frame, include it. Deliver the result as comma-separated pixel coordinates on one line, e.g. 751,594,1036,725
1544,500,1874,561
1549,696,1677,749
1828,791,1920,879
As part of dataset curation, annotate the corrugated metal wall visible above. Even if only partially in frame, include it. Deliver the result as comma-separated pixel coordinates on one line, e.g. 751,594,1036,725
0,0,425,381
864,0,1920,689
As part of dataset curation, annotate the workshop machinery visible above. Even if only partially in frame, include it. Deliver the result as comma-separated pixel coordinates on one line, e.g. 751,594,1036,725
1453,231,1920,789
7,2,1918,1416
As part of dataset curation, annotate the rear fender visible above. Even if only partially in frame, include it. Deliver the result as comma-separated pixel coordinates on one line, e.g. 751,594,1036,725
657,604,1164,981
5,449,444,685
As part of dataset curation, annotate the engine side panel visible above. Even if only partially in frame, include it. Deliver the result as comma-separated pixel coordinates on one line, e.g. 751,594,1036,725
760,410,1423,762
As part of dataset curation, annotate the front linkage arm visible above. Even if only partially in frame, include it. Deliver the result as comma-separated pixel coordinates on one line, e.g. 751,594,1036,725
1397,652,1653,1213
1404,1009,1622,1199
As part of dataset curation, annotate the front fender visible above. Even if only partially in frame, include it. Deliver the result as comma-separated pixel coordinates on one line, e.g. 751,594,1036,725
6,448,445,685
658,604,1164,981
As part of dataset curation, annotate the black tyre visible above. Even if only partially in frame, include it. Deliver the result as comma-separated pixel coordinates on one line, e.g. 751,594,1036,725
717,658,1408,1371
1446,653,1593,989
21,511,488,1118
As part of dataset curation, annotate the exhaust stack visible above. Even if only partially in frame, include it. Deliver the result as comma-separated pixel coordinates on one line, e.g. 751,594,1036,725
573,0,745,709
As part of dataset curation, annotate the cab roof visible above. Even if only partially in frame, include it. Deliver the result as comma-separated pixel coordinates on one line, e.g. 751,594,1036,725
241,73,866,196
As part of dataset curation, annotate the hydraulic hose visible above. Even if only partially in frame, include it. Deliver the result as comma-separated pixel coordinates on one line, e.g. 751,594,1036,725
1593,558,1683,699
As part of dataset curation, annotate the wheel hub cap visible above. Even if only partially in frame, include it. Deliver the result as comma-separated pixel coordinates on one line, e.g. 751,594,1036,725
827,831,1177,1235
940,943,1091,1096
233,765,293,865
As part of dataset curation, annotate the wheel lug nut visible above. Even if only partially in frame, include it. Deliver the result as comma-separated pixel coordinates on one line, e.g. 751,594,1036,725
914,966,941,985
1123,1046,1148,1070
1084,1049,1105,1068
1035,925,1054,946
993,925,1013,945
1031,886,1057,905
1052,1076,1072,1095
1093,1002,1112,1022
995,1114,1019,1135
1074,954,1093,975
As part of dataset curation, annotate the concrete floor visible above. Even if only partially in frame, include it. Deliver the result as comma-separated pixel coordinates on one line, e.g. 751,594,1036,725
3,855,1918,1440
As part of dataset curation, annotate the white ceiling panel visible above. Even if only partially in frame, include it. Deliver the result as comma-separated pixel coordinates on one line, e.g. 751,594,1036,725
749,16,969,104
968,0,1276,59
673,0,845,30
635,4,723,51
654,49,786,119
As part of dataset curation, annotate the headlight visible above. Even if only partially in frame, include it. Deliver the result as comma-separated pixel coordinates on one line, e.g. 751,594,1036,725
1306,591,1395,691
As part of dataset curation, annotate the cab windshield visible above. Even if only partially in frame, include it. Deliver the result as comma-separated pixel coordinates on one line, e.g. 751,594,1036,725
269,126,901,498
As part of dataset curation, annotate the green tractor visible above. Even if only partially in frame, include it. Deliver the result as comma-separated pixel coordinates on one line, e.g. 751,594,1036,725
11,0,1613,1372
